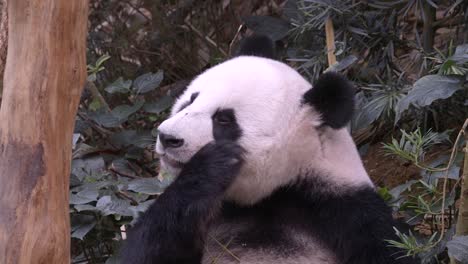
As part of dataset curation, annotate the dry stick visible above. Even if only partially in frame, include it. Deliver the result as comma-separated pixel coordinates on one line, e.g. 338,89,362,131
325,16,336,67
208,234,241,262
435,118,468,245
228,24,245,56
455,125,468,234
450,119,468,264
184,19,228,57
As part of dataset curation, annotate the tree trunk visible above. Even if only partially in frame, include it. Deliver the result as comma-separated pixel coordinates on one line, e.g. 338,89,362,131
0,0,8,105
0,1,88,263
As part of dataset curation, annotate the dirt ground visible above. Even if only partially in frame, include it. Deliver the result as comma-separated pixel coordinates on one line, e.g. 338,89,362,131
362,144,446,188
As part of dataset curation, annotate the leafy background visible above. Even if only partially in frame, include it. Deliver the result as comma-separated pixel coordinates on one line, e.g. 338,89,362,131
8,0,465,263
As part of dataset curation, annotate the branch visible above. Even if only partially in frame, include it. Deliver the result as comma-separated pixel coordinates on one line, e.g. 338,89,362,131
436,118,468,246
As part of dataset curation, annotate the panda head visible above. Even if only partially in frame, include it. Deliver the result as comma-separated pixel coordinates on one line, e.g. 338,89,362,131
156,35,372,204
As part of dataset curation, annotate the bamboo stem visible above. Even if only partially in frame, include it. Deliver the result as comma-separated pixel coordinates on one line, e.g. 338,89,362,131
325,17,336,67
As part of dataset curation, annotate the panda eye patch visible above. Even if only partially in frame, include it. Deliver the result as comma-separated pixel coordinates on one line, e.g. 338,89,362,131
190,92,199,103
177,92,200,113
213,109,235,125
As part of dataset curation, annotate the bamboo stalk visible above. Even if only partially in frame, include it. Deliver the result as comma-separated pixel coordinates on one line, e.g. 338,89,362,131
325,17,336,67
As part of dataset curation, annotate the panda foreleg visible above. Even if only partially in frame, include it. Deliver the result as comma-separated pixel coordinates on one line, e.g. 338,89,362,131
119,141,244,264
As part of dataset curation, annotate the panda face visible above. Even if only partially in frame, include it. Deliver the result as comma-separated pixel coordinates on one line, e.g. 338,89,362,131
156,56,372,204
156,56,315,177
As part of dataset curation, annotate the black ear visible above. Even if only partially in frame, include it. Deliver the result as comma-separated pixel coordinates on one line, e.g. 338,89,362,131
235,35,276,59
302,72,355,129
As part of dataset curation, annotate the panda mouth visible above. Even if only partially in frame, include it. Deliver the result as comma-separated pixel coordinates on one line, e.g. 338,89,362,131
160,155,185,169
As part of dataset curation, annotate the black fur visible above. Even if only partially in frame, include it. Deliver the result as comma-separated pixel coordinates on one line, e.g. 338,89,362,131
119,141,244,264
220,178,418,264
212,109,242,141
235,34,276,59
120,142,417,263
177,92,200,113
303,72,355,129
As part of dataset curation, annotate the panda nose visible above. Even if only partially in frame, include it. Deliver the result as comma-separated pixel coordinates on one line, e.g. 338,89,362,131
158,132,184,149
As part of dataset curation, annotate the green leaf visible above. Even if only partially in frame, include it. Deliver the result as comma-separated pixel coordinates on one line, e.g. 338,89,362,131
450,44,468,64
89,100,144,127
143,95,174,114
111,100,145,121
96,196,133,216
109,130,154,148
72,133,81,149
72,156,106,175
133,71,164,94
127,178,166,195
87,74,97,82
396,75,463,122
390,180,417,199
88,98,102,111
377,187,392,202
104,255,121,264
74,204,98,212
95,54,111,68
71,220,96,240
70,189,99,205
243,16,291,41
447,236,468,262
72,143,99,159
105,77,132,94
71,214,96,240
110,159,137,177
129,199,155,216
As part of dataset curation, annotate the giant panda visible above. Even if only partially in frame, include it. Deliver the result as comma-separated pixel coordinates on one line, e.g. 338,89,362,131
119,35,416,264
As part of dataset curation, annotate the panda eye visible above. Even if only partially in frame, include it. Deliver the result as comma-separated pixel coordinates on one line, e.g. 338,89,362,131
213,110,235,125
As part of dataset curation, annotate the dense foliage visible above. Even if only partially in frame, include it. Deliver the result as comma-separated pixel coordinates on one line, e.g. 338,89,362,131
66,0,468,263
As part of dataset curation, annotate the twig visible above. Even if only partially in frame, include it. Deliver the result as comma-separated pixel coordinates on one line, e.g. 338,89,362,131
184,19,228,57
76,111,113,136
123,0,151,22
435,118,468,245
209,237,234,264
109,168,138,179
228,24,245,56
451,119,468,264
117,191,138,205
208,234,241,262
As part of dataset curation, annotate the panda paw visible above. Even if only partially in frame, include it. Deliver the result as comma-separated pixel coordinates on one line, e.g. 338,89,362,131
180,141,245,189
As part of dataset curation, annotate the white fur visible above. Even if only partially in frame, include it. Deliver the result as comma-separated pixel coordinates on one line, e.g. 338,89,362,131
156,56,373,205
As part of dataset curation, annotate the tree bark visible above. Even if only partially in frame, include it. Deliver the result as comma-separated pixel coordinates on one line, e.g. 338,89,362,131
0,0,8,105
0,1,88,263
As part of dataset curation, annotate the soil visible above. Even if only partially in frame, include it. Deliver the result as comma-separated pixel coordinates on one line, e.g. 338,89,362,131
362,144,420,188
